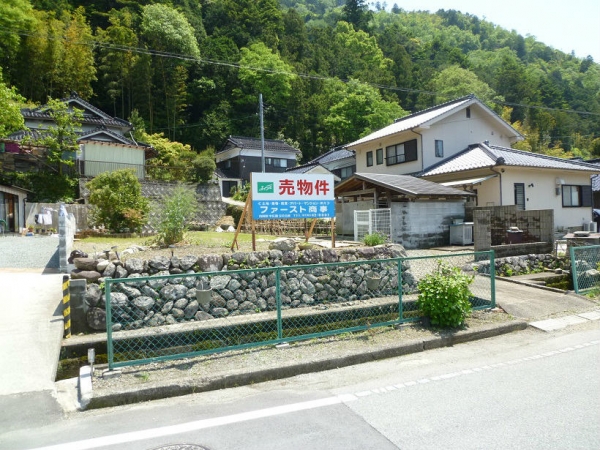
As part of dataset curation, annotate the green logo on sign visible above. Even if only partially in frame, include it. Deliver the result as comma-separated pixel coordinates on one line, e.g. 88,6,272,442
257,182,274,193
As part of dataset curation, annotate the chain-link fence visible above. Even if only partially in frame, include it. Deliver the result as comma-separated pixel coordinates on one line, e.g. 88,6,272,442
570,244,600,294
105,251,495,369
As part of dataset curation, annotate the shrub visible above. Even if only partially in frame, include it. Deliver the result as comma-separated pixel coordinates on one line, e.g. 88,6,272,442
363,232,387,246
417,261,474,328
155,185,198,245
86,169,150,232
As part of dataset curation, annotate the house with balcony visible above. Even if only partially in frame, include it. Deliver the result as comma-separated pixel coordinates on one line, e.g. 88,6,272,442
215,136,301,197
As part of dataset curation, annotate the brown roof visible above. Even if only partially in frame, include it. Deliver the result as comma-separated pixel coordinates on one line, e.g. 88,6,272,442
335,173,475,199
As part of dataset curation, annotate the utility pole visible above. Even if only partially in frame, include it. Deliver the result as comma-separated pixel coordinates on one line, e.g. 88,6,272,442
260,93,265,173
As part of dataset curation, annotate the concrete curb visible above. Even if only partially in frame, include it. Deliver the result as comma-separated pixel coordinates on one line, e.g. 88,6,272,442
86,319,527,410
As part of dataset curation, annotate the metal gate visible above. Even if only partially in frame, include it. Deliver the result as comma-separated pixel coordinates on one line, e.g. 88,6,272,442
354,208,391,242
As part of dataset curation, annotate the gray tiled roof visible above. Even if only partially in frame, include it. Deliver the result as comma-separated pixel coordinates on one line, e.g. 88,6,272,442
218,136,301,154
336,173,474,198
421,143,600,176
285,162,319,174
309,148,355,164
21,93,132,130
346,95,522,148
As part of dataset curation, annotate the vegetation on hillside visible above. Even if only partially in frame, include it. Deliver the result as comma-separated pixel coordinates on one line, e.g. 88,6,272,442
0,0,598,162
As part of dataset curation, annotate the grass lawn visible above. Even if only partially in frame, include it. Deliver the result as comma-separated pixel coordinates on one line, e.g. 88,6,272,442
73,231,280,257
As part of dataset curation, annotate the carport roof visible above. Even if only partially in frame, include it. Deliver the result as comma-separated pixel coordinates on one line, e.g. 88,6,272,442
335,173,475,199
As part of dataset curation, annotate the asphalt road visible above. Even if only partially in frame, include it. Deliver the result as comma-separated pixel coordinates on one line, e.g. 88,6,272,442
1,323,599,450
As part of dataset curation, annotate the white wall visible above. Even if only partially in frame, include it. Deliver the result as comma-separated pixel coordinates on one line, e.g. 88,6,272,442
500,168,594,230
353,103,515,175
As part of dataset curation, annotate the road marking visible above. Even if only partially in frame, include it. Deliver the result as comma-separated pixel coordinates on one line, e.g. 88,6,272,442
349,339,600,399
28,340,599,450
28,395,356,450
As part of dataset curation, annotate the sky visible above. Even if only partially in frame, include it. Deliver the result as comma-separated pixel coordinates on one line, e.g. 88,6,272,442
394,0,600,62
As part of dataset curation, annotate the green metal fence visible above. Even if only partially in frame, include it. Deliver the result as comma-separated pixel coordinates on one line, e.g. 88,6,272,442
570,244,600,294
105,251,495,369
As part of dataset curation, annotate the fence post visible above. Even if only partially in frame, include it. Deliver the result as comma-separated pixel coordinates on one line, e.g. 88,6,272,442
276,268,283,340
570,246,580,294
489,250,496,308
105,278,114,370
62,275,71,338
397,258,404,320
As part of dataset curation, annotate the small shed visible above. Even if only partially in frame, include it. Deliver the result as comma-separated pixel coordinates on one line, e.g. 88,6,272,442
335,173,475,248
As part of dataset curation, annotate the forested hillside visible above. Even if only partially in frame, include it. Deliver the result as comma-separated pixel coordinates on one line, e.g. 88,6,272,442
1,0,599,162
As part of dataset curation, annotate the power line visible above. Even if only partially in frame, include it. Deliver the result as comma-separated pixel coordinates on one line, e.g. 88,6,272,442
1,27,600,118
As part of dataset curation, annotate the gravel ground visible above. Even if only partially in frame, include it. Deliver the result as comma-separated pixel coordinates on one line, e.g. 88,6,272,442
0,234,60,269
92,309,513,394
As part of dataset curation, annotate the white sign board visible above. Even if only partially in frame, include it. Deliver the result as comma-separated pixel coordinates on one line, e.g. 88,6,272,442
251,173,335,220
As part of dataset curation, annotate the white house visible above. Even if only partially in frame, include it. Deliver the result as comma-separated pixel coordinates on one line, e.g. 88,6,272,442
420,143,599,230
345,94,523,175
343,94,599,230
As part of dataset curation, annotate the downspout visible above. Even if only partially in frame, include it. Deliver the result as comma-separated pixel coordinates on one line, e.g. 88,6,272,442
489,157,505,205
410,128,424,172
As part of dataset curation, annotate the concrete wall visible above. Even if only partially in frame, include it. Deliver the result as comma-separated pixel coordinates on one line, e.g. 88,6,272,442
391,200,465,249
473,207,554,257
336,200,373,235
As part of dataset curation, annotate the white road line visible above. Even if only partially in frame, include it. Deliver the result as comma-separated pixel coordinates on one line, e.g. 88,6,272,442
28,395,354,450
29,340,599,450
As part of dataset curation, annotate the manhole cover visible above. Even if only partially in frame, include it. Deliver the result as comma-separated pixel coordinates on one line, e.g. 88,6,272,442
151,445,210,450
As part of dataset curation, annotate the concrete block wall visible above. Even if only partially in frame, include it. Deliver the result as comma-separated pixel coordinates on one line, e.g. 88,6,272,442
470,205,553,245
391,201,465,249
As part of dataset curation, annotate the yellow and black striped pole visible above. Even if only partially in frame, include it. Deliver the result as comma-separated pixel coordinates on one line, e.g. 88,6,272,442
62,275,71,339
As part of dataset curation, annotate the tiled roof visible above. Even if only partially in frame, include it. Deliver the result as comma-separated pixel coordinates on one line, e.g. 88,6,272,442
592,175,600,191
421,143,600,176
346,94,523,148
336,173,474,198
285,162,320,174
218,136,301,154
308,148,355,164
78,126,137,146
21,93,132,130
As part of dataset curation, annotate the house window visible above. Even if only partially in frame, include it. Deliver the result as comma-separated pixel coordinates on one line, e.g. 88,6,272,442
265,158,287,168
376,148,383,165
224,160,231,169
435,140,444,158
514,183,525,210
366,151,373,167
466,107,471,118
340,165,355,180
562,185,592,207
385,139,417,166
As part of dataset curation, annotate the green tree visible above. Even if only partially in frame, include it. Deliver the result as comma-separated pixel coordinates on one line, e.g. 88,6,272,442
342,0,372,33
324,79,407,146
0,69,25,137
154,184,198,246
96,8,139,119
429,65,502,106
33,98,83,175
0,0,35,71
191,147,216,183
86,169,150,233
236,42,296,105
143,132,198,182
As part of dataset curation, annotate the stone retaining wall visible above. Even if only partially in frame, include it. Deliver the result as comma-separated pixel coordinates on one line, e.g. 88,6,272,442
70,243,415,333
474,253,567,277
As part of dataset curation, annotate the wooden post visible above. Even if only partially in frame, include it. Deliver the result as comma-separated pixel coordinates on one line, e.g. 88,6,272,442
231,192,251,251
331,217,336,248
305,218,317,242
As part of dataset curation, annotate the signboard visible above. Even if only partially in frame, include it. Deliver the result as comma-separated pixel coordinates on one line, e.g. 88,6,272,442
251,173,335,220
